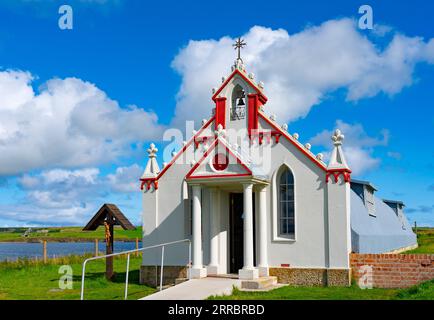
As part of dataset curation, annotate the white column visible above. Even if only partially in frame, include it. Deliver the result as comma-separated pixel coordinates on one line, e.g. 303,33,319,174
207,188,220,275
190,184,207,278
239,183,258,280
257,186,269,276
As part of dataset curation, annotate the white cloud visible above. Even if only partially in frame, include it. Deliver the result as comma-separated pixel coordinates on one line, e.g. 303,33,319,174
171,19,434,126
310,120,389,176
18,168,102,209
0,71,163,175
107,164,143,193
0,164,143,225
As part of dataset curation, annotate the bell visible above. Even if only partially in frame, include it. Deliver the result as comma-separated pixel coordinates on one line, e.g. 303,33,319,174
237,97,245,106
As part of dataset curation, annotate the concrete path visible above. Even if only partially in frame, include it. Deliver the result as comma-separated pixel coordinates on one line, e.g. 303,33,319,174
140,278,241,300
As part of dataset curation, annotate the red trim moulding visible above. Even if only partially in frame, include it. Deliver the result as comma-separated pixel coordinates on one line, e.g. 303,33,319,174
212,69,268,104
140,179,158,191
139,115,216,189
185,138,252,179
250,130,282,145
326,168,352,183
187,173,252,180
214,97,226,130
258,112,327,172
248,94,259,137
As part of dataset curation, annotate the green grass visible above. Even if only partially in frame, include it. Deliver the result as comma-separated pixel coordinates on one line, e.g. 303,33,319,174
209,280,434,300
405,228,434,254
210,228,434,301
0,226,142,242
0,254,155,300
0,227,431,300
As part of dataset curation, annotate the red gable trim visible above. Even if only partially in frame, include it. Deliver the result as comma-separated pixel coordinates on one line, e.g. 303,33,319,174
186,137,252,179
211,69,268,104
140,116,216,186
326,168,352,183
188,173,252,180
258,112,327,172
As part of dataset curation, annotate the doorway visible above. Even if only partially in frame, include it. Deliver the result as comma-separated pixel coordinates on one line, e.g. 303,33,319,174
229,193,256,274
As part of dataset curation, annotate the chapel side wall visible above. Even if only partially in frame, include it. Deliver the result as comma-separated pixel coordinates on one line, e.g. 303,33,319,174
327,176,351,269
257,128,330,269
141,142,200,266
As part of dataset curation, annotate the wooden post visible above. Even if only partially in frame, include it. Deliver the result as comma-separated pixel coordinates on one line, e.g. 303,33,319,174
43,241,47,263
106,223,114,280
135,237,139,257
94,239,99,257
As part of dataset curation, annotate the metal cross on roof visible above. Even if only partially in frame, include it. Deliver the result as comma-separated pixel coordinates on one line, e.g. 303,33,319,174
233,37,247,62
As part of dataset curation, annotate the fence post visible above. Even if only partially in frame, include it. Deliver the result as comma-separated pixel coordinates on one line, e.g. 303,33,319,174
135,237,139,257
43,240,47,263
94,239,99,257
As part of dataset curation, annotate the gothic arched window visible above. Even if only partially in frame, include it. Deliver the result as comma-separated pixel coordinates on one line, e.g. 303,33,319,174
278,167,295,236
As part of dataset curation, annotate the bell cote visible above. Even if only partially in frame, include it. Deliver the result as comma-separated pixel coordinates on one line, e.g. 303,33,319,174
211,54,267,135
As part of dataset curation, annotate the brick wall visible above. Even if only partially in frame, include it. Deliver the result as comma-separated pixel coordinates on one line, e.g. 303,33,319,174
350,253,434,288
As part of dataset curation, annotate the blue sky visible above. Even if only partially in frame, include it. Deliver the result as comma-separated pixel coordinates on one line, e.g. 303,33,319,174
0,0,433,226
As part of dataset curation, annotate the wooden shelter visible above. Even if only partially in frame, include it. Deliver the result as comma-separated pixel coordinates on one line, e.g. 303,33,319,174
83,204,135,279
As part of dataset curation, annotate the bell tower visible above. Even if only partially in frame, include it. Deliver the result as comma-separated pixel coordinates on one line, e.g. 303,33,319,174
211,38,268,136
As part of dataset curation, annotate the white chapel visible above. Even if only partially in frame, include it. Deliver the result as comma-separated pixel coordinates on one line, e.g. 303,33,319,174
139,42,417,287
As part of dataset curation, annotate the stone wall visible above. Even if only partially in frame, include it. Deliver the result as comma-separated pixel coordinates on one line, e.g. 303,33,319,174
269,267,351,287
350,253,434,288
140,265,188,287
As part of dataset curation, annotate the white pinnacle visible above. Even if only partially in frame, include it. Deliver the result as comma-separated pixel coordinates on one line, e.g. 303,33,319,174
328,129,349,170
215,124,226,137
147,143,158,158
332,129,345,146
142,143,160,178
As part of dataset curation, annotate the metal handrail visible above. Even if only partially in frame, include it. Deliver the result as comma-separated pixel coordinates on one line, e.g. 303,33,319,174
80,238,191,300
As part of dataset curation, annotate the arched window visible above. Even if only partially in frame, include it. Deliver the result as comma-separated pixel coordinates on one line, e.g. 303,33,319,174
279,168,295,236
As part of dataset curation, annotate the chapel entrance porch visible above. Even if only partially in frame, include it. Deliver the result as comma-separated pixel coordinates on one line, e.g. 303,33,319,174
186,177,268,280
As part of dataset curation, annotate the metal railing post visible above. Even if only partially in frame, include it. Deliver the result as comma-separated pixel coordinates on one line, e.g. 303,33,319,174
124,253,130,300
80,239,190,300
80,260,87,300
160,245,165,291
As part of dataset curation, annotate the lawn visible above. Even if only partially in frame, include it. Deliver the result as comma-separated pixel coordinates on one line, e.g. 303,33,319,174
210,227,434,300
0,254,155,300
405,228,434,254
0,226,142,242
209,280,434,300
0,227,432,300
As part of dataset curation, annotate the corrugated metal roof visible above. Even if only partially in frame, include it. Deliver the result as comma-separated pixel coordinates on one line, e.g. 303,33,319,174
350,190,416,253
350,179,378,191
